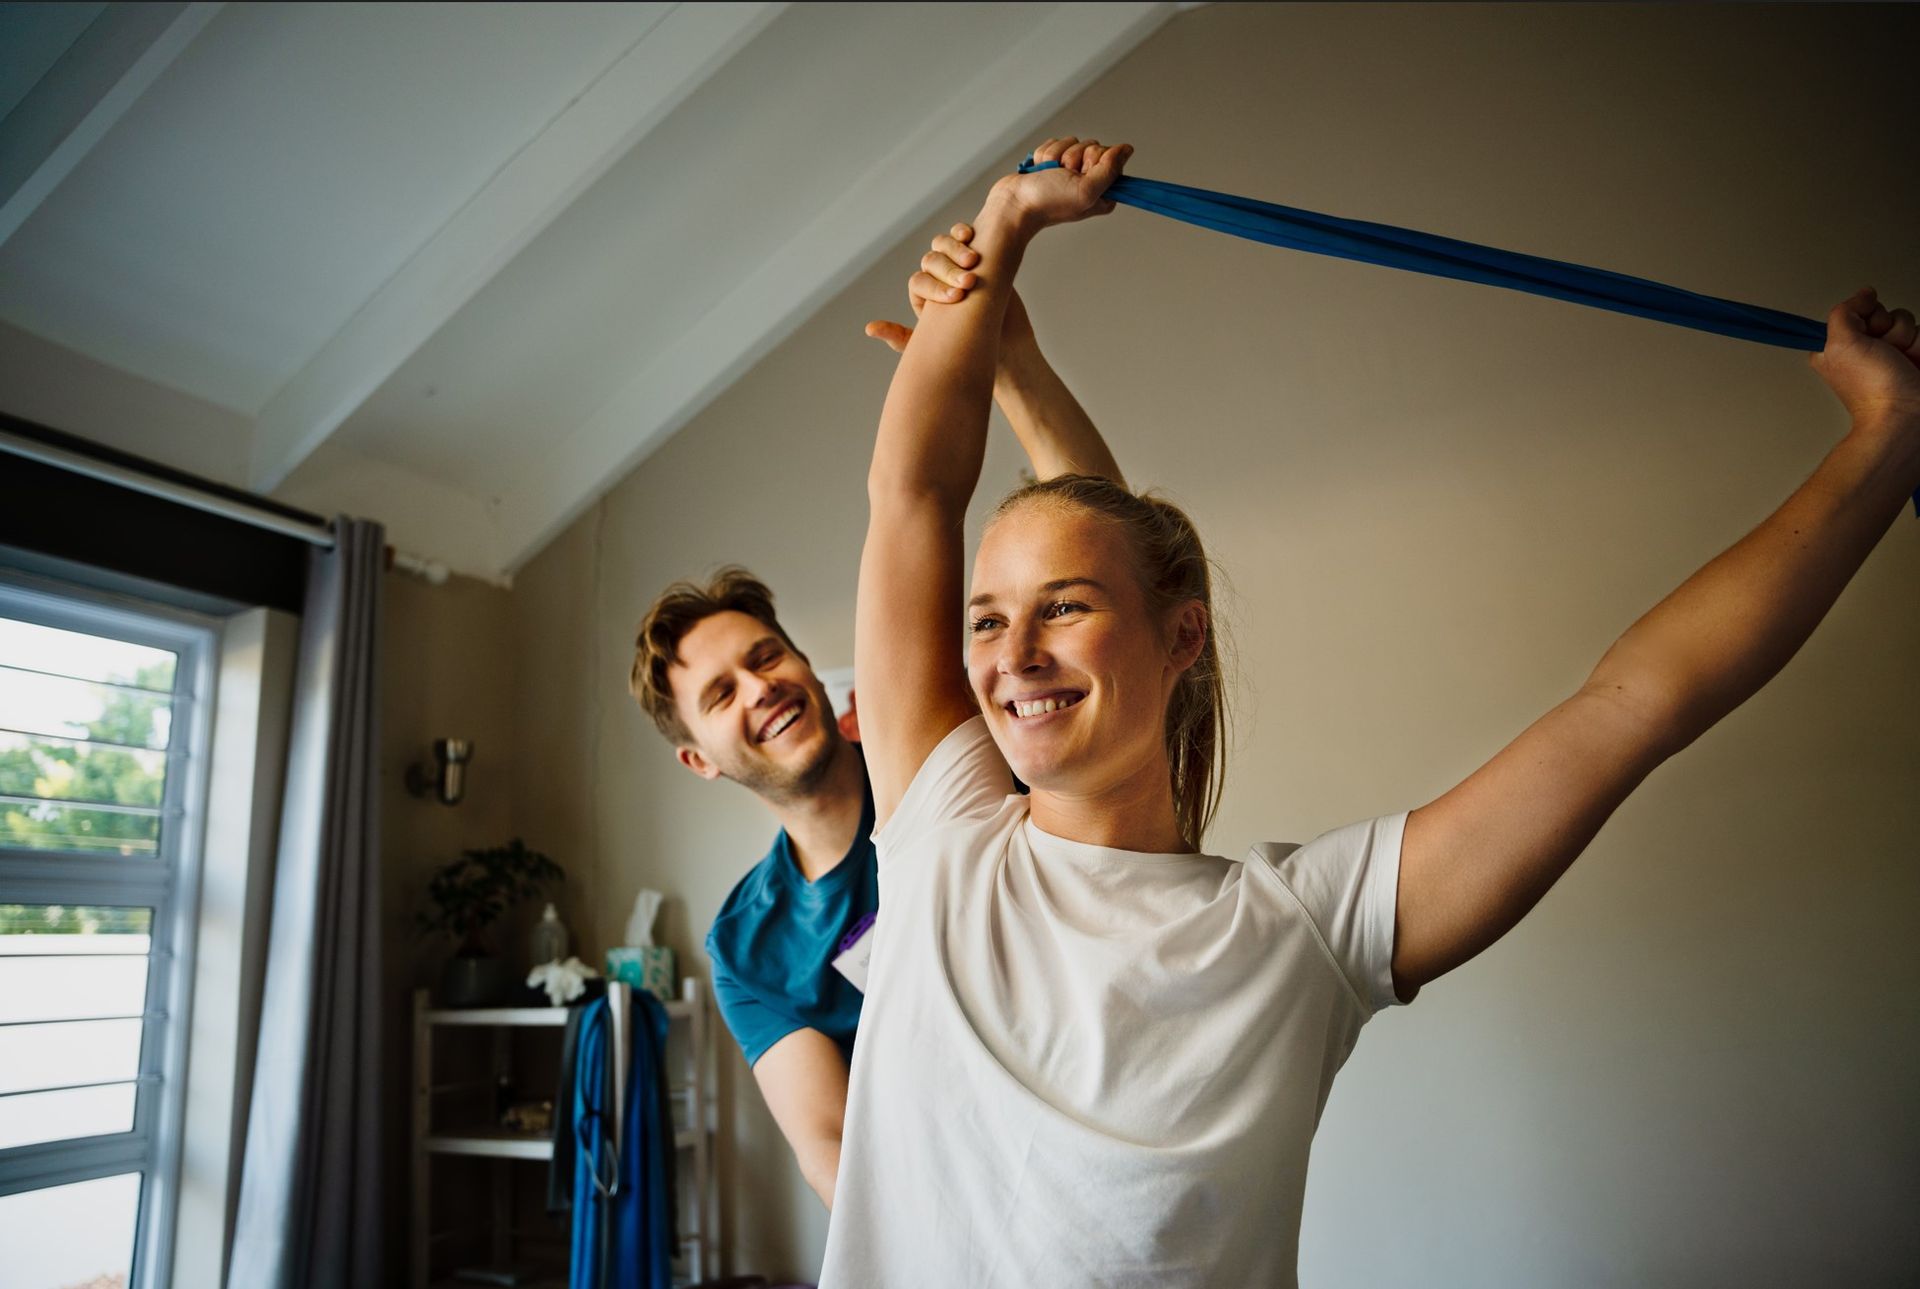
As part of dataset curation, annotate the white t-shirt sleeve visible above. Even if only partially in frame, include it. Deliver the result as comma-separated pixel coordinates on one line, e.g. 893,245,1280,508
1250,811,1408,1015
872,715,1014,866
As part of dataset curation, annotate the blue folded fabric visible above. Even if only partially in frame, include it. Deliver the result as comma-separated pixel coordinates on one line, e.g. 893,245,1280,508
1018,158,1920,513
570,991,675,1289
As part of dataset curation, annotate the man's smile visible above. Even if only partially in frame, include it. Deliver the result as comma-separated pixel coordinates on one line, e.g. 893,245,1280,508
758,696,807,743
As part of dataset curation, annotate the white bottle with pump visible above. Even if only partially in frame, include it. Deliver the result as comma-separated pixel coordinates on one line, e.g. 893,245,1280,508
530,903,568,968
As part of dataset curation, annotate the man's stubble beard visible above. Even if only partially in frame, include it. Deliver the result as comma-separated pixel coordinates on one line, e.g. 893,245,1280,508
727,723,845,806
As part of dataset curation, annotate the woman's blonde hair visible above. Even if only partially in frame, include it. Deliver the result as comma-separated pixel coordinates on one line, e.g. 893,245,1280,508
991,475,1229,848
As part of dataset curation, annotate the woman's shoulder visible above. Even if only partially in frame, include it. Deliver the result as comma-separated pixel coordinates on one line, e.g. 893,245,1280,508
1242,815,1410,1015
1245,815,1405,893
876,716,1017,855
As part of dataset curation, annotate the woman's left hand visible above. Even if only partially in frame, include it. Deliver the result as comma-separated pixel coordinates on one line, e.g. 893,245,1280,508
988,136,1132,232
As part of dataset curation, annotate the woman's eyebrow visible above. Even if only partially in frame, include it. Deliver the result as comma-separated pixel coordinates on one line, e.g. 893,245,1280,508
968,577,1106,611
1041,578,1105,596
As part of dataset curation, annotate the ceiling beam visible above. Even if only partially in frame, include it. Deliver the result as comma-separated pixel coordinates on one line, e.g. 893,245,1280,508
491,1,1180,572
247,0,787,494
0,2,224,247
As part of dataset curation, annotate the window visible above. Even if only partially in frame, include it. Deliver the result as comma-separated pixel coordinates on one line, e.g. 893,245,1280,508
0,574,215,1289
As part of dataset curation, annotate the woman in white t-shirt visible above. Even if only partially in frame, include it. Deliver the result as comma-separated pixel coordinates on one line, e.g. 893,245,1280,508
824,137,1920,1287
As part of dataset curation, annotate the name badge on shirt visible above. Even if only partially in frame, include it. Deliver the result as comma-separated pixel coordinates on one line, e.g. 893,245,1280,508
831,911,876,993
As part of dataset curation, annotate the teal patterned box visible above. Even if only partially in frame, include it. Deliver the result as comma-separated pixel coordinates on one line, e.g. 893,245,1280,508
605,946,676,1003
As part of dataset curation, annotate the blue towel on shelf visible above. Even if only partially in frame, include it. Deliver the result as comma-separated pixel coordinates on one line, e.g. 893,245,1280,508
569,990,676,1289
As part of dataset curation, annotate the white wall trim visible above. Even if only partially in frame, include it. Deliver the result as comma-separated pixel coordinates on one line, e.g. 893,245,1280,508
170,608,297,1289
246,2,789,494
0,2,225,247
490,1,1179,573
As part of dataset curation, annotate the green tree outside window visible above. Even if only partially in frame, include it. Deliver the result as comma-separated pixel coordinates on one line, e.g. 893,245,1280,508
1,662,171,857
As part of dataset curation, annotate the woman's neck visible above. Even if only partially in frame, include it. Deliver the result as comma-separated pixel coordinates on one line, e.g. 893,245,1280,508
1025,757,1190,854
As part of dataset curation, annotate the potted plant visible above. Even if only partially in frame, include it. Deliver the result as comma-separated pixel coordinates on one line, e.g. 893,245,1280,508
417,838,564,1007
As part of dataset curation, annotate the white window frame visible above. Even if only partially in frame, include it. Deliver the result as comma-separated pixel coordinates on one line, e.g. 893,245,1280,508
0,569,218,1289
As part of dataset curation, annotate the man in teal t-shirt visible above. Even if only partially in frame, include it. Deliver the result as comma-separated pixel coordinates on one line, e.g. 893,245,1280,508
628,225,1123,1208
705,768,876,1069
633,567,874,1210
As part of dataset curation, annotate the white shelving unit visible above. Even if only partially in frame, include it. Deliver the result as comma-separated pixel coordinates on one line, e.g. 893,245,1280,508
411,978,714,1288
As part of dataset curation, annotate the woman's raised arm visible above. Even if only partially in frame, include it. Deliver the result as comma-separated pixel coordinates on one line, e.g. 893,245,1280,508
856,138,1131,826
866,223,1127,488
1393,288,1920,996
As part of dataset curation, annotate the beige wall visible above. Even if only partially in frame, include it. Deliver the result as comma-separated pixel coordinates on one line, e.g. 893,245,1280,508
459,4,1920,1283
380,572,519,1283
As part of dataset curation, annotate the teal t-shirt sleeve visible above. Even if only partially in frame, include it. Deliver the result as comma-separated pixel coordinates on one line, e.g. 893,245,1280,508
710,940,803,1068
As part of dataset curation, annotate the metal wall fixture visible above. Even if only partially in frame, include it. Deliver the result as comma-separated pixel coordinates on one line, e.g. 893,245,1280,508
405,738,473,805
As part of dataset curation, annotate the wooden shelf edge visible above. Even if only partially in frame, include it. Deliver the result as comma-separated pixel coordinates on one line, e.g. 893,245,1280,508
424,997,695,1026
425,1131,554,1160
424,1006,569,1026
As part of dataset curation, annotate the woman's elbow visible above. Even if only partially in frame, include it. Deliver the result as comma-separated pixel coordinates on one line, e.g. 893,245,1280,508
1577,662,1703,763
866,470,970,516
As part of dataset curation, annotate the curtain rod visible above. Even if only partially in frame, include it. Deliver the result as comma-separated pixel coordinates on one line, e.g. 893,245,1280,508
0,427,454,584
2,426,332,545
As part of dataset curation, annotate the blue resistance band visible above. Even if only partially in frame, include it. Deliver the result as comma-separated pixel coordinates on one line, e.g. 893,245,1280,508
1020,157,1823,348
1019,158,1920,513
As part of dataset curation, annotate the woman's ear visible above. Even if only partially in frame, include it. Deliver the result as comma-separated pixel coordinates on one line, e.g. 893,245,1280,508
1169,601,1208,671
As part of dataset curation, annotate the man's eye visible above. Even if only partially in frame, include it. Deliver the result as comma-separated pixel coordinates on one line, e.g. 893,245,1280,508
707,686,733,711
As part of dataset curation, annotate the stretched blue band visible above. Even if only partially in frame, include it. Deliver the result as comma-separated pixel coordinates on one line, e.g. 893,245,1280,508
1019,157,1823,348
1017,158,1914,514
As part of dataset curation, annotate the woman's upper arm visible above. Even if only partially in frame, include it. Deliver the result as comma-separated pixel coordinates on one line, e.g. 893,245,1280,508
1393,685,1671,991
855,493,983,828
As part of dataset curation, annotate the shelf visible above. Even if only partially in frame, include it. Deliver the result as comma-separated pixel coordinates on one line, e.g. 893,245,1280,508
414,979,713,1285
425,997,694,1027
425,1129,554,1160
426,1126,703,1161
425,1006,567,1027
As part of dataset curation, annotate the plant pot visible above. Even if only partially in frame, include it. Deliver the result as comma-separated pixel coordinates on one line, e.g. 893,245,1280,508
440,955,514,1008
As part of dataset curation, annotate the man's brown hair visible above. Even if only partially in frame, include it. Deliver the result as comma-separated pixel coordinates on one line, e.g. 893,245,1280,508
632,566,802,745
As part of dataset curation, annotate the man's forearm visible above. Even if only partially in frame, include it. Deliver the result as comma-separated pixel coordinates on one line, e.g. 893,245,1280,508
993,334,1125,485
750,1027,852,1211
795,1135,841,1210
1588,413,1920,752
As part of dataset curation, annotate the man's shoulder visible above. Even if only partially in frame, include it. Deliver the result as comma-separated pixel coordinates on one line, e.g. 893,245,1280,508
705,837,787,951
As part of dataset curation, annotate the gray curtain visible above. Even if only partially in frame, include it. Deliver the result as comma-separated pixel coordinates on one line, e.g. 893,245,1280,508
228,518,385,1289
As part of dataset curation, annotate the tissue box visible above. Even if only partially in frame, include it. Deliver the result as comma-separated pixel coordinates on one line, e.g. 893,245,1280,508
605,946,676,1003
